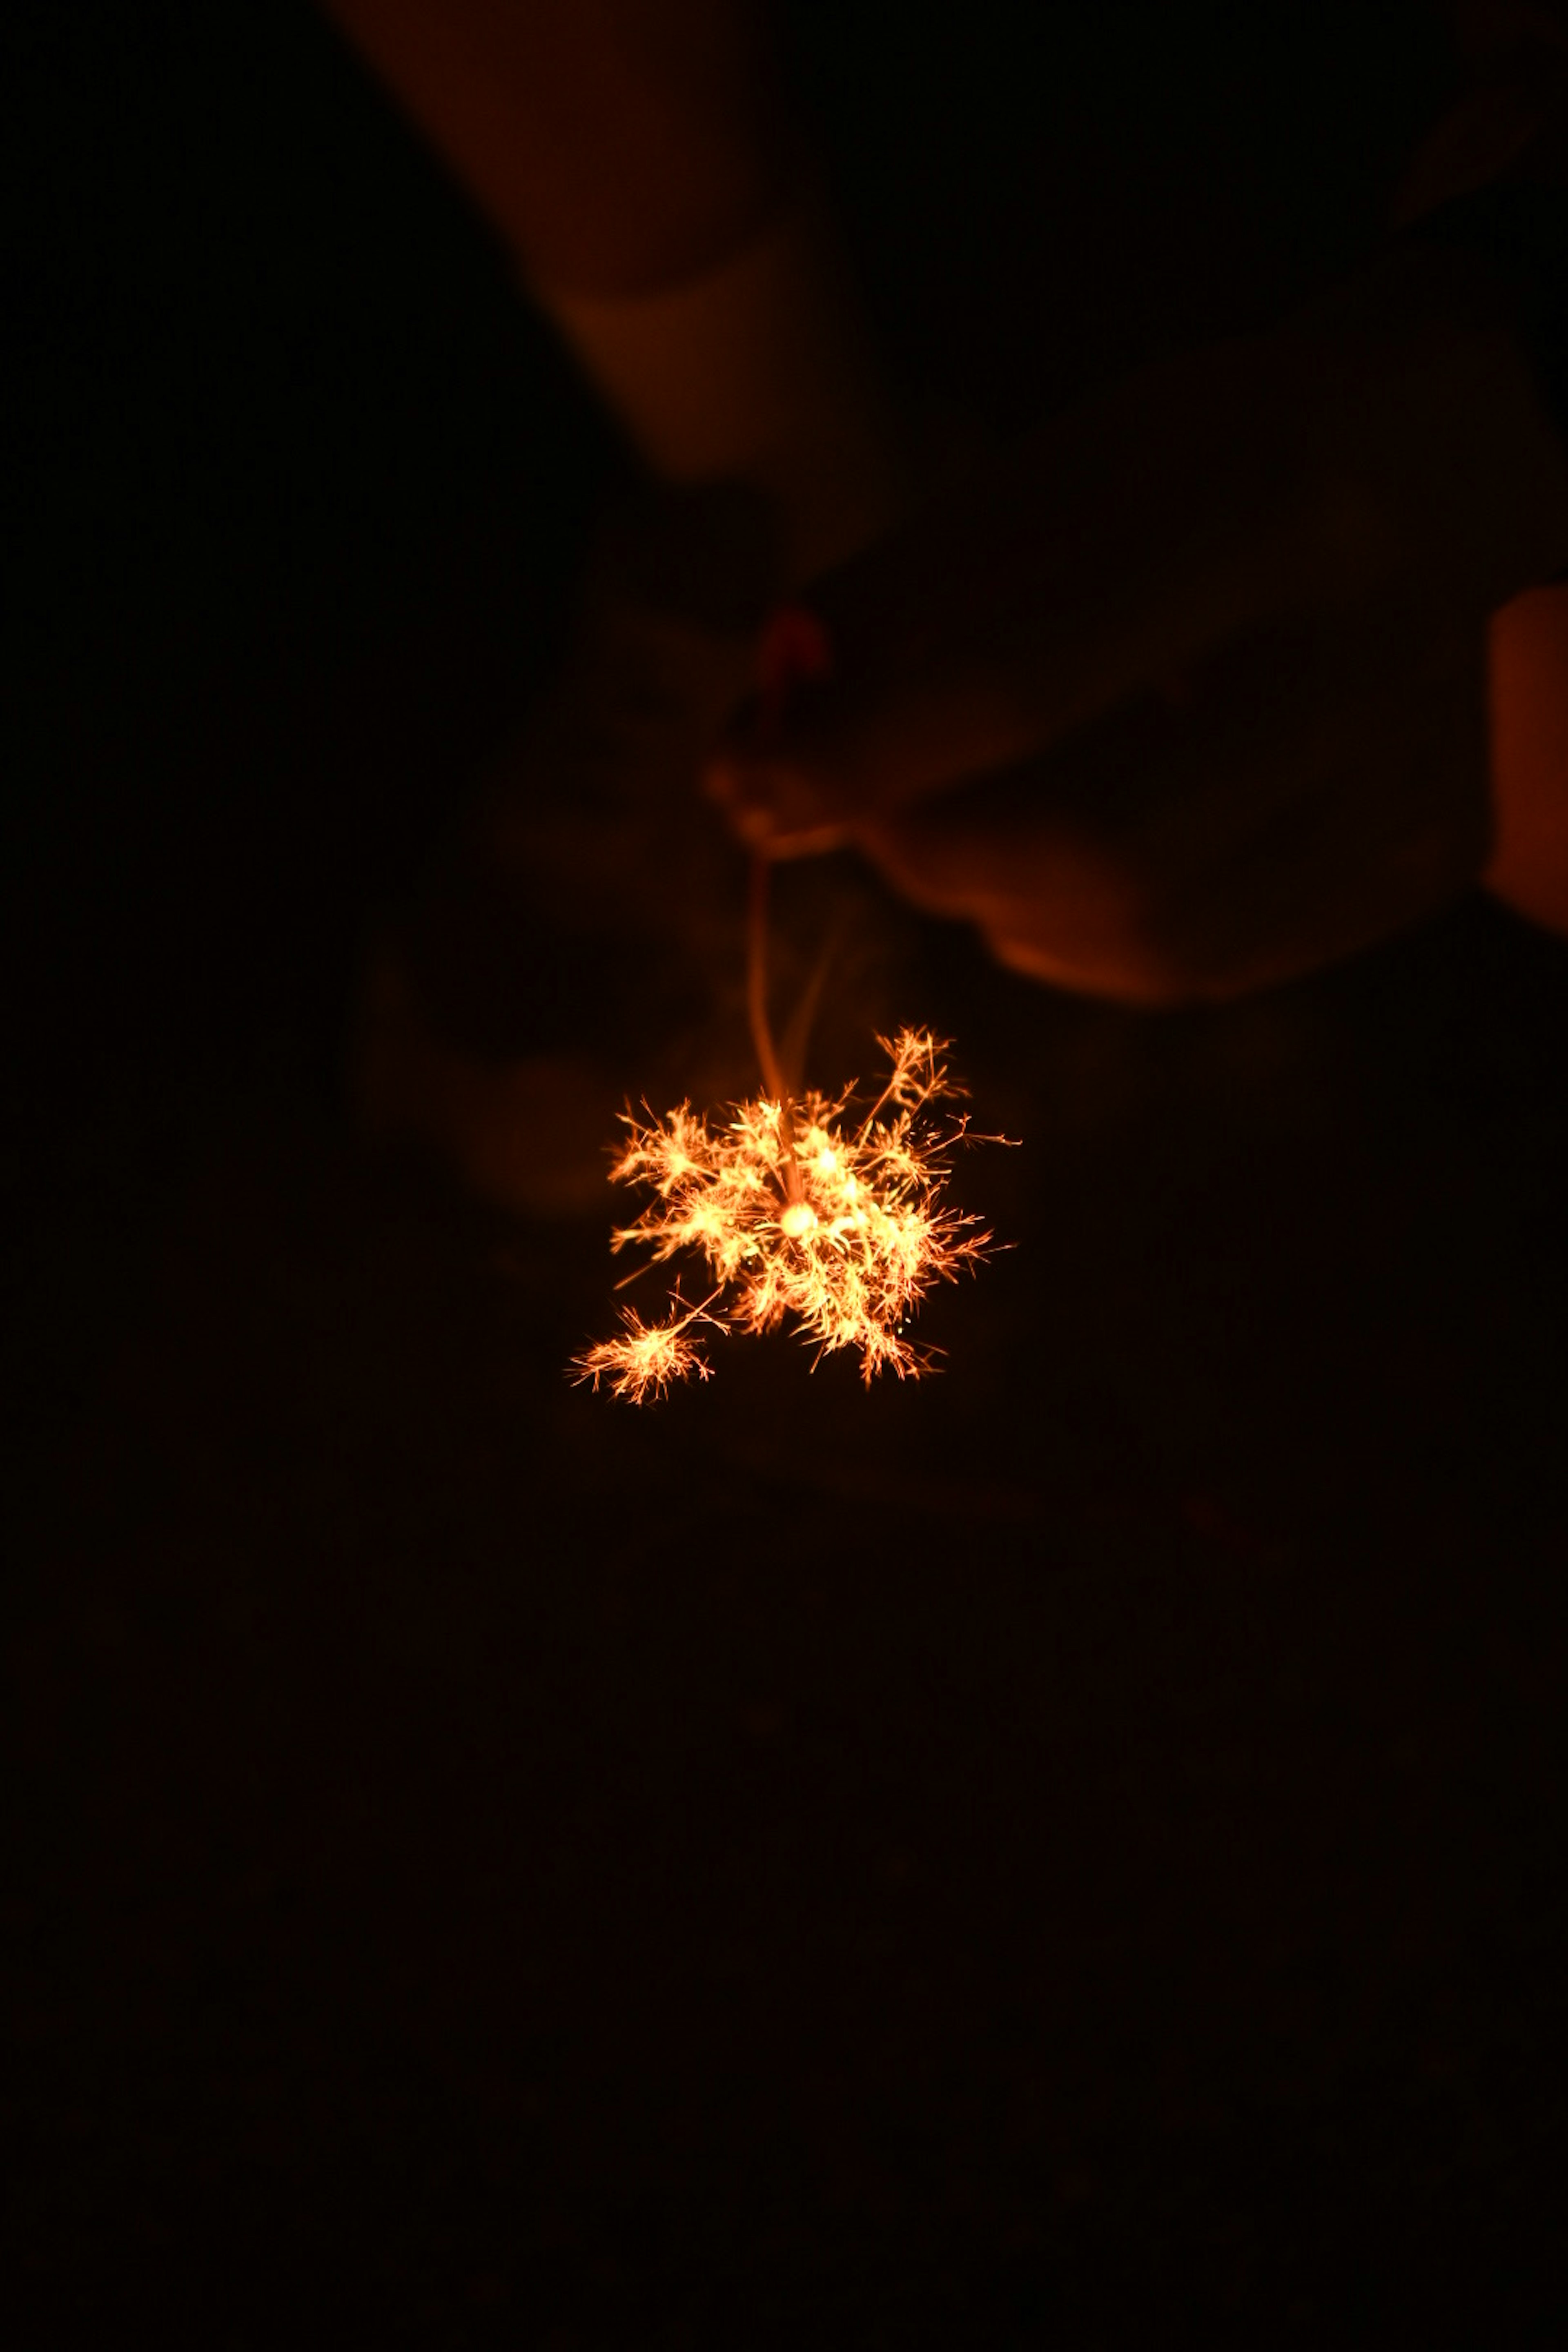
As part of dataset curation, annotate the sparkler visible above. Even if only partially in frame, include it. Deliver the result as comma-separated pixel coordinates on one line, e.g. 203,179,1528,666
571,608,1008,1402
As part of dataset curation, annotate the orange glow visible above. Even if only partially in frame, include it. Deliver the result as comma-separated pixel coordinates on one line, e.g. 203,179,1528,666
570,1296,722,1403
572,1029,1004,1398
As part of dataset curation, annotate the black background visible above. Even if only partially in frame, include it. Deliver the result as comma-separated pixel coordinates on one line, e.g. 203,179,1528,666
8,5,1568,2341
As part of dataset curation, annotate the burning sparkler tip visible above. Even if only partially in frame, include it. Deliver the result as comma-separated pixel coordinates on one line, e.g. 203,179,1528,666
574,1029,1010,1400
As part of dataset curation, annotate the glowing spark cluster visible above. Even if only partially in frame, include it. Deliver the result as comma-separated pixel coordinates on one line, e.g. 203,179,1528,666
570,1299,718,1402
572,1029,1000,1401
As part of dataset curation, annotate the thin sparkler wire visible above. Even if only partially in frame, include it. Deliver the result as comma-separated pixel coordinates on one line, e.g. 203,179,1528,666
746,851,787,1102
746,851,802,1201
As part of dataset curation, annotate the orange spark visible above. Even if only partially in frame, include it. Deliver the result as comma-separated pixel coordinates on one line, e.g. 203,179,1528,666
570,1296,720,1404
571,1029,1004,1399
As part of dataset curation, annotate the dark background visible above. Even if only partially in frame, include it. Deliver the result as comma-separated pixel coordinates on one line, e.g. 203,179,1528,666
8,4,1568,2341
